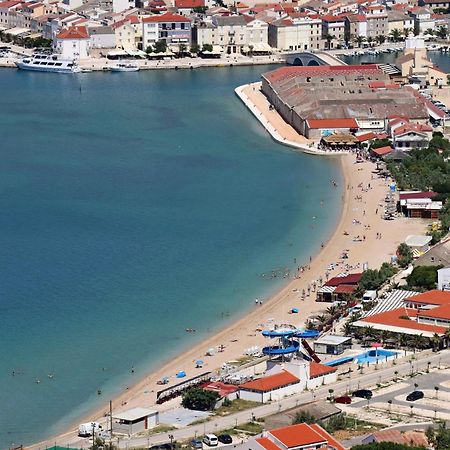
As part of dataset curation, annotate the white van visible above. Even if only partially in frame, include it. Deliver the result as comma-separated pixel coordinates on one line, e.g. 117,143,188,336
351,304,364,314
78,422,102,437
362,290,377,302
203,434,218,447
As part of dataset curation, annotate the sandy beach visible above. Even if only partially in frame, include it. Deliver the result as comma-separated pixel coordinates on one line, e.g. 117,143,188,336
30,93,427,450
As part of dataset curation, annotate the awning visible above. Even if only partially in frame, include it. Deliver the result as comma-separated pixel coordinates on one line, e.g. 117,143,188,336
107,50,128,56
4,27,29,36
252,42,272,52
127,49,147,57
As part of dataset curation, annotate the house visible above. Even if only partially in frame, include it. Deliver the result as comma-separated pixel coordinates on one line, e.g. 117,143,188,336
201,381,239,400
353,289,450,338
142,12,191,50
54,25,90,59
113,407,159,435
175,0,205,15
88,25,116,49
412,7,436,33
398,191,441,218
414,239,450,268
405,234,433,255
194,16,269,55
316,273,363,302
239,360,336,403
370,145,393,158
0,0,23,27
362,4,388,38
314,335,352,355
320,14,345,47
422,0,450,11
362,429,429,447
268,16,322,51
112,0,135,14
264,401,341,430
253,422,345,450
345,14,367,39
391,122,432,151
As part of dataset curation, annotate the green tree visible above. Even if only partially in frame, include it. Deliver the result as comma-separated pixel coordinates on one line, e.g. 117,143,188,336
177,43,187,55
397,243,412,268
154,39,167,53
375,35,385,45
181,388,220,411
406,265,443,290
436,26,448,39
145,45,153,54
192,6,207,13
324,34,336,49
367,36,373,47
190,43,200,54
293,410,316,424
355,36,365,48
202,43,213,52
390,29,402,42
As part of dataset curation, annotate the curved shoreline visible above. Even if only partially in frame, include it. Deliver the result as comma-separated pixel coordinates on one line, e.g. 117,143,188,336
29,90,427,450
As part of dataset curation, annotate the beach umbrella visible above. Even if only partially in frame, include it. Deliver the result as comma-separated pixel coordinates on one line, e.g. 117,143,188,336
291,308,299,314
372,342,382,359
195,360,204,367
176,371,186,378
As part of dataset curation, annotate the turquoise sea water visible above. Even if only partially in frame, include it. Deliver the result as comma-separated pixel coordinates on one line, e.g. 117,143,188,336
341,50,450,73
0,65,342,448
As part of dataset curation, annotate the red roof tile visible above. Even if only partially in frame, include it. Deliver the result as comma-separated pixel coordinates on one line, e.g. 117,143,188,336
333,284,357,294
399,191,437,200
357,132,377,142
310,361,336,378
240,370,299,392
270,423,328,448
325,273,363,287
359,307,447,335
175,0,204,8
406,290,450,306
57,25,89,39
256,437,280,450
143,12,190,22
307,118,358,129
0,0,22,8
419,304,450,320
201,381,238,397
372,145,393,156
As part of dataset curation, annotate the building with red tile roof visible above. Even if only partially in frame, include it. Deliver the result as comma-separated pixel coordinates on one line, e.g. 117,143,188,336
371,145,393,157
56,25,89,39
201,381,239,399
306,118,358,130
261,65,428,140
255,423,345,450
240,370,300,393
54,25,90,60
142,12,191,49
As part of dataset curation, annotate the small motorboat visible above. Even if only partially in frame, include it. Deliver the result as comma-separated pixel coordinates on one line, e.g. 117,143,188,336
110,63,140,72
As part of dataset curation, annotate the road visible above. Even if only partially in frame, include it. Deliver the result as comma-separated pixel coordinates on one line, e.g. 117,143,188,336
87,350,450,449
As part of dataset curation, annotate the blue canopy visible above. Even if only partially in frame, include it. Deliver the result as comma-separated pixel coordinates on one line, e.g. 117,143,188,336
176,371,186,378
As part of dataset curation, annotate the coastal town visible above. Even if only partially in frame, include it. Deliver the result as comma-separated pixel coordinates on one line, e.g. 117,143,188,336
2,0,450,445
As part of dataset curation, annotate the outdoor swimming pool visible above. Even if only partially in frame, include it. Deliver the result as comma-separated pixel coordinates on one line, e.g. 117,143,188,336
325,349,398,367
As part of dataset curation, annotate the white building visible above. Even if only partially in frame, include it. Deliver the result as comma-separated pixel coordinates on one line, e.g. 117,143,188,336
239,359,336,403
54,26,90,60
268,16,322,51
0,0,23,28
88,25,116,49
113,408,159,436
112,0,135,14
142,12,191,50
438,267,450,291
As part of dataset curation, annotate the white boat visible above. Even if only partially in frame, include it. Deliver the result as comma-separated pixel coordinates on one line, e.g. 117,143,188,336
110,63,139,72
15,54,80,73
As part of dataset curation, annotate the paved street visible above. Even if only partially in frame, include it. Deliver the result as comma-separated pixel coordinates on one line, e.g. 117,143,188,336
59,350,450,450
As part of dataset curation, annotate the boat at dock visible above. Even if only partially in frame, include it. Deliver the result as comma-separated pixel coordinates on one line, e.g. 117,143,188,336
15,54,80,73
110,63,139,72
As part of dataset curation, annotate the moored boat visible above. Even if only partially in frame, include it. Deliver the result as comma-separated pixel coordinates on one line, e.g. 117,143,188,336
110,63,140,72
15,54,80,73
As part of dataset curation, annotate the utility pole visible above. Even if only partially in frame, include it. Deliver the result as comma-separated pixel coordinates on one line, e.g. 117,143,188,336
110,400,113,449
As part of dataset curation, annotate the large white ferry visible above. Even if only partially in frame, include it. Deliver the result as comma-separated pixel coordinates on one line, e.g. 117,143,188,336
15,54,80,73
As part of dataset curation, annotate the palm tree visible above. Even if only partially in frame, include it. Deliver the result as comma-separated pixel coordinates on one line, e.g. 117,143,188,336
403,28,413,39
390,29,401,42
436,26,448,39
431,333,441,352
376,35,385,45
425,28,434,37
343,321,353,336
355,36,365,48
324,34,336,50
326,305,339,317
367,36,373,47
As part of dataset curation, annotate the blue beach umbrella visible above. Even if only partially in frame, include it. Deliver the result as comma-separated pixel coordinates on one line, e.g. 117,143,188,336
176,371,186,378
196,360,204,366
291,308,299,314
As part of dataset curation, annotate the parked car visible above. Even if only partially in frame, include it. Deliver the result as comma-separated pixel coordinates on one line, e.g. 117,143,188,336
352,389,373,399
406,390,424,402
334,395,352,404
191,439,203,449
203,434,218,447
218,434,233,444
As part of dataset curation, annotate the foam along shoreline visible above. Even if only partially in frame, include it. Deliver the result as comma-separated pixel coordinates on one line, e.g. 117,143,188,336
235,82,350,156
28,102,428,450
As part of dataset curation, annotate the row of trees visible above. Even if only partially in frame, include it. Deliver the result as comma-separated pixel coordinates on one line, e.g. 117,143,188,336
145,41,214,56
0,31,51,48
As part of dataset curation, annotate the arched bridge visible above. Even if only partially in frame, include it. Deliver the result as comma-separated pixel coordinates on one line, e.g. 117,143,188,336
284,52,345,67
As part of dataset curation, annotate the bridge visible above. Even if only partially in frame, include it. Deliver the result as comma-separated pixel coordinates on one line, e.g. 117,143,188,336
284,51,346,67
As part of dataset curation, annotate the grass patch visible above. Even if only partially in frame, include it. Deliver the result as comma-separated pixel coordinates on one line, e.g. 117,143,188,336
235,422,263,435
137,424,177,437
190,417,212,426
215,399,260,416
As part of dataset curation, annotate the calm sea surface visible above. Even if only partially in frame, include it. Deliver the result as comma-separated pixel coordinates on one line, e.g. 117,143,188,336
341,49,450,73
0,65,343,447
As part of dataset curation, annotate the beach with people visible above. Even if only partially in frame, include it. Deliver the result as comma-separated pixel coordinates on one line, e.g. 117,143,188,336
30,144,427,449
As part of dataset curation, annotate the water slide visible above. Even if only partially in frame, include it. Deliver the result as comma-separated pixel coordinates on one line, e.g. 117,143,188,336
301,339,321,363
